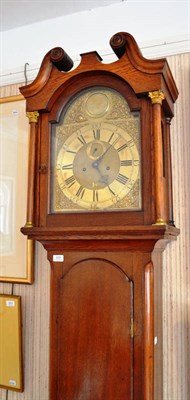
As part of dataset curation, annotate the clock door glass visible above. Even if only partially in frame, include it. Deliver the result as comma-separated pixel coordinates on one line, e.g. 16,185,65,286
50,87,142,212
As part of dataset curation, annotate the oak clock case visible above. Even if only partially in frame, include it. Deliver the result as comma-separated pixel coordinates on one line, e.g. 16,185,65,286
51,86,141,213
20,32,179,400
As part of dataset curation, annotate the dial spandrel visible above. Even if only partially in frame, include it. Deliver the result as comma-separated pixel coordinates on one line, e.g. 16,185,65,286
51,87,142,212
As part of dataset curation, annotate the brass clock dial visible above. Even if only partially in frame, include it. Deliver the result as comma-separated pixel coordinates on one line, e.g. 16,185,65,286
51,87,141,212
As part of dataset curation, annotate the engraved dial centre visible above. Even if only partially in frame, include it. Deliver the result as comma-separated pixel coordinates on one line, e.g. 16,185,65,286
73,140,120,190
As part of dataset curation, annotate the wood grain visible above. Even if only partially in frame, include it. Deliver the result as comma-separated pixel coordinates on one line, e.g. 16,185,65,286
151,101,166,223
144,261,154,400
54,259,133,399
19,34,179,400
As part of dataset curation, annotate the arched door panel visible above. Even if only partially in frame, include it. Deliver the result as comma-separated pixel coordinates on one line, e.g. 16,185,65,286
57,258,134,400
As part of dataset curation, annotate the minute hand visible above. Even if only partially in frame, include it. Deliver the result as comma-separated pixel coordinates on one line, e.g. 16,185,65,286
92,144,113,168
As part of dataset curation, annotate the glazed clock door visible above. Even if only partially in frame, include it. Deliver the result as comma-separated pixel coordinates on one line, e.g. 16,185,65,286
50,86,141,214
51,257,134,400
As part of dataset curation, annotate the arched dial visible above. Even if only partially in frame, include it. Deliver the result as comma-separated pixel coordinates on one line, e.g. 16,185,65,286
56,122,140,210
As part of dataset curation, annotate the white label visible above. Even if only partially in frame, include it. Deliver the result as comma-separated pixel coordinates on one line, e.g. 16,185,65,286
53,254,64,262
154,336,158,345
6,300,15,307
9,379,17,386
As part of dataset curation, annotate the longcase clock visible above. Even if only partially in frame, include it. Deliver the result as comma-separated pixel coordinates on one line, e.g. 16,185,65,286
20,32,179,400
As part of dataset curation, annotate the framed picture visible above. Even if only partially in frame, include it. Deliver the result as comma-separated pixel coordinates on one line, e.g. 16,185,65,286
0,95,34,283
0,294,23,391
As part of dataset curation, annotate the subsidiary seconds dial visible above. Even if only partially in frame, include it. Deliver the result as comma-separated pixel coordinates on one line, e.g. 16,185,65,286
56,122,140,210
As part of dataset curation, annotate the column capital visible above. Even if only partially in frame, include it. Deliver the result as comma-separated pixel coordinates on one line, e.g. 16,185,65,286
148,90,165,105
26,111,39,123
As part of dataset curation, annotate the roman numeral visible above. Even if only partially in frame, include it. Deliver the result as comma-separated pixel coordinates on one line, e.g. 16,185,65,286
108,131,120,146
108,186,115,196
66,149,77,154
65,175,76,188
120,160,133,166
134,160,139,166
59,182,66,190
93,128,100,140
117,143,128,152
127,139,134,147
93,190,99,202
127,179,135,189
77,135,86,145
76,186,85,199
62,164,73,170
116,173,129,185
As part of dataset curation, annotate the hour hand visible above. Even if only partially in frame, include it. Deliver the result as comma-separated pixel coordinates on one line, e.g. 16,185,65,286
91,160,109,185
92,145,113,170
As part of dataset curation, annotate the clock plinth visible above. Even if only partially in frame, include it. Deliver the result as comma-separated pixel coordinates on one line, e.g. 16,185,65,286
20,32,179,399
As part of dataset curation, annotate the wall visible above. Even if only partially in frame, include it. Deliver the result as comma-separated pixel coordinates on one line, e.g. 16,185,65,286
0,1,190,85
163,53,190,400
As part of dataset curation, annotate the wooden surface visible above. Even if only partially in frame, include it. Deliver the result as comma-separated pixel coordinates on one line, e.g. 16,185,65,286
19,33,179,399
46,248,153,400
152,251,163,399
51,257,133,399
151,101,166,223
20,33,179,400
144,262,154,400
19,33,178,233
25,120,38,226
20,32,178,117
0,51,189,400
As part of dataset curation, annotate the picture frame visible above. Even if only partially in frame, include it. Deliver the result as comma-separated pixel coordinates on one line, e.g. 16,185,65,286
0,294,23,391
0,95,34,283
